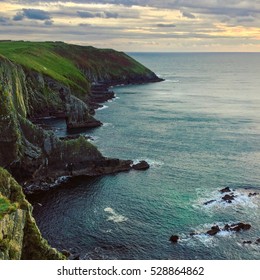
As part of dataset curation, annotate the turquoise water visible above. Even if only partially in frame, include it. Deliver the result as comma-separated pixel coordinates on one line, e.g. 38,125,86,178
28,53,260,259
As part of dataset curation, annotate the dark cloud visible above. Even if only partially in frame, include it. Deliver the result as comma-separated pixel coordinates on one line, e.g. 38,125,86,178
182,11,196,19
77,11,97,18
0,17,9,23
44,20,54,25
13,9,51,21
13,12,24,21
156,23,176,28
23,9,51,20
77,11,119,18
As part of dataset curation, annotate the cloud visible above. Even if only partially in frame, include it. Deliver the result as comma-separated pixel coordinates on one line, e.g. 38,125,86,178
13,12,24,21
44,20,54,25
77,11,119,18
156,23,176,28
182,11,196,19
13,9,51,21
0,17,9,23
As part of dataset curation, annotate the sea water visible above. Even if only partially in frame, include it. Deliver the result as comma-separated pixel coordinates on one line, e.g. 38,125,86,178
28,53,260,259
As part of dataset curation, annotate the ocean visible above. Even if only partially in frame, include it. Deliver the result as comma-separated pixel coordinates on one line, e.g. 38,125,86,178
27,53,260,260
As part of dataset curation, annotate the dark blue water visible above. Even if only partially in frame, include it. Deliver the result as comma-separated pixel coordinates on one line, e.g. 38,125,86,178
28,53,260,259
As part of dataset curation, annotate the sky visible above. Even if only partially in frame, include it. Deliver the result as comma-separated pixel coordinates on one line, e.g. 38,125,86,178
0,0,259,52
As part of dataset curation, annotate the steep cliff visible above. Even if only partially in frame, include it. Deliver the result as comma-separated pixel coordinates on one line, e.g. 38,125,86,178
0,167,65,259
0,41,162,129
0,41,161,259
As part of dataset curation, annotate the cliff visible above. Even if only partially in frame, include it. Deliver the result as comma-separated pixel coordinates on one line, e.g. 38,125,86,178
0,167,65,259
0,41,162,128
0,41,162,259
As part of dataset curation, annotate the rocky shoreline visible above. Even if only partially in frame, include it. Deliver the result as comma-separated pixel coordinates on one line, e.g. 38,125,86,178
0,41,163,259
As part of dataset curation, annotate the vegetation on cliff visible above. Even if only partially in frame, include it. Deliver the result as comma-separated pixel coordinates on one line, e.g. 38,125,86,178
0,167,65,259
0,41,160,259
0,41,160,98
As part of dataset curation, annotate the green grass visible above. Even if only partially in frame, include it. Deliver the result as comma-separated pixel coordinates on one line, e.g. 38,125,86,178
0,196,17,220
0,41,153,87
0,41,88,95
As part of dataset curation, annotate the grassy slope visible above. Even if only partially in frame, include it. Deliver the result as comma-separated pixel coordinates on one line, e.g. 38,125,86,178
0,41,154,96
0,41,88,94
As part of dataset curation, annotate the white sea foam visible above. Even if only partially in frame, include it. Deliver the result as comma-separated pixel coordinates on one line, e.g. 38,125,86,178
104,207,128,223
96,105,109,111
87,135,100,142
194,187,259,211
102,122,113,127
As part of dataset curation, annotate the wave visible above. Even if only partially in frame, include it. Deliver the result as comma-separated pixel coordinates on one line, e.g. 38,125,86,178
104,207,128,223
102,122,113,127
96,105,109,111
86,135,100,142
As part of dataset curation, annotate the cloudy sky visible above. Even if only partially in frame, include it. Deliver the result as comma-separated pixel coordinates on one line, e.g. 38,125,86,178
0,0,259,51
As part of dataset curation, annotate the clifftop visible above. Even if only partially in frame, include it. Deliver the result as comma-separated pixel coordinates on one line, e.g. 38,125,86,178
0,41,162,97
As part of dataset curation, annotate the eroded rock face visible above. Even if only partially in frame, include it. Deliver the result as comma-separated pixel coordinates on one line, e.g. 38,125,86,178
0,167,65,260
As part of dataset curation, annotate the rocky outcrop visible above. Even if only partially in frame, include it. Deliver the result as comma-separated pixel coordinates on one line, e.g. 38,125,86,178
0,167,65,259
132,161,150,170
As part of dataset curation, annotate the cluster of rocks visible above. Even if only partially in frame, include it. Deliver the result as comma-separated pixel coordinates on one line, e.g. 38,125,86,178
170,186,260,244
203,187,259,205
206,222,251,236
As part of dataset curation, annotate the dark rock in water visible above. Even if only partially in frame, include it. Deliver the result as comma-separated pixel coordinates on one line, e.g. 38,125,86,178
248,192,259,197
243,240,252,245
203,199,216,205
222,194,235,203
255,238,260,244
229,223,251,232
132,160,150,170
190,232,198,237
169,235,179,243
220,187,231,193
207,225,220,236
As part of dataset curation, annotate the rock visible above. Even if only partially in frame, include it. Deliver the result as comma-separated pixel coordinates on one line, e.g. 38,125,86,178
169,235,179,243
132,161,150,171
207,225,220,236
229,223,251,232
61,249,71,257
222,194,235,203
59,135,93,141
243,241,252,244
220,187,231,193
203,199,216,205
255,238,260,244
248,192,259,197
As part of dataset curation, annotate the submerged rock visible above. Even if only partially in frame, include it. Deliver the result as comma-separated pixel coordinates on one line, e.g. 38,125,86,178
203,199,216,205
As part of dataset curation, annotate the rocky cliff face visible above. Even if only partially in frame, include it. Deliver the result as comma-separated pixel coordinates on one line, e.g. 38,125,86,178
0,41,160,259
0,167,65,259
